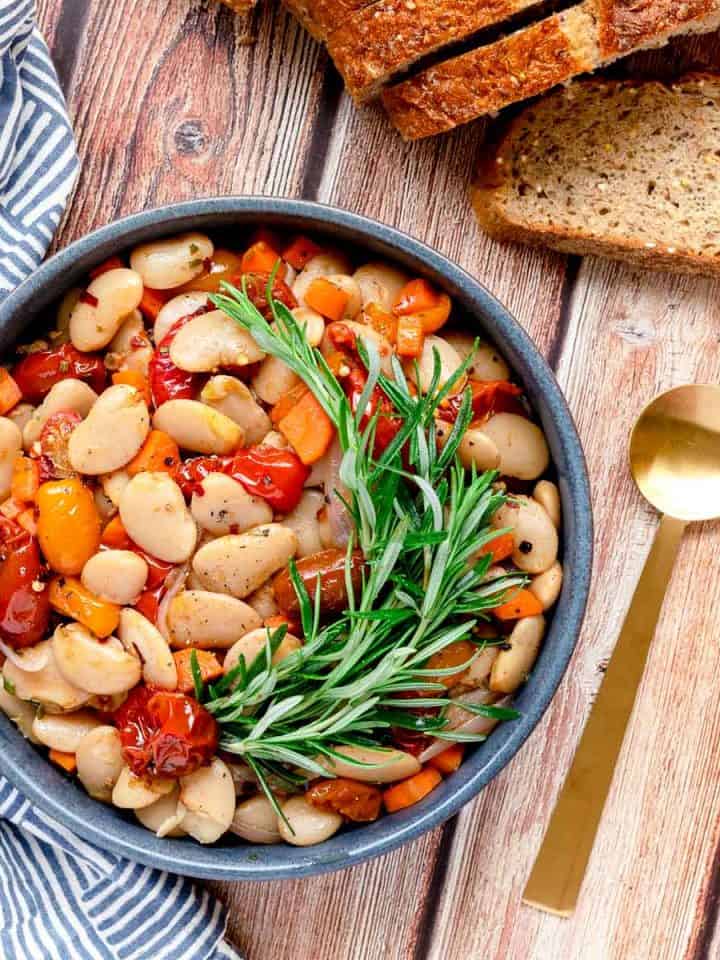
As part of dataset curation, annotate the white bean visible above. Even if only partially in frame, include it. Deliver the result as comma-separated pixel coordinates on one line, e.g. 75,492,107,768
169,310,265,372
481,413,549,481
323,275,363,318
153,399,243,454
82,550,148,604
76,726,124,801
107,310,152,376
0,416,22,500
443,332,511,381
0,684,39,741
94,488,117,521
135,785,187,838
119,471,197,563
490,615,545,693
100,469,130,507
246,582,279,620
533,479,561,529
112,766,175,809
7,402,35,435
23,379,97,449
70,268,144,350
529,561,563,611
353,262,409,311
191,472,272,535
166,591,263,649
262,429,289,450
317,745,421,783
457,427,500,472
3,641,90,712
179,757,235,843
278,796,342,847
118,608,177,689
492,496,558,574
291,306,326,346
280,490,325,557
231,795,282,844
251,356,300,406
409,335,466,395
56,287,82,341
31,710,101,753
224,628,302,676
200,376,271,445
154,292,210,344
68,384,149,474
53,623,142,696
130,232,214,290
192,523,298,599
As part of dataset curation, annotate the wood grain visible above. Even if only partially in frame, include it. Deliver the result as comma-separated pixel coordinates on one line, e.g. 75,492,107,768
32,1,720,957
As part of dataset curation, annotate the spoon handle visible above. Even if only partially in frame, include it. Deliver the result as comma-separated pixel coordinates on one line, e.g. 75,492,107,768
522,513,686,916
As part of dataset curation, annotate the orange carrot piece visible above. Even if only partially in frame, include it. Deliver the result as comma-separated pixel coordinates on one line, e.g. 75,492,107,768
49,749,77,773
428,743,465,775
492,587,543,621
396,314,424,358
48,576,121,638
101,515,131,549
282,235,323,270
0,369,22,415
173,649,223,694
270,382,310,425
479,531,515,565
11,456,40,503
264,613,302,635
112,369,151,407
89,255,124,278
277,389,334,465
393,279,451,333
138,287,168,321
125,429,180,476
363,303,397,344
383,767,442,813
304,278,349,323
241,241,285,277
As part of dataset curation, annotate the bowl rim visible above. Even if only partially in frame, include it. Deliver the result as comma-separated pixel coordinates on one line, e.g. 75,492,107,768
0,196,593,880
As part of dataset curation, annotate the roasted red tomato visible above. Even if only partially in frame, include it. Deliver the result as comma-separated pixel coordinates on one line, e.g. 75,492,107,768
238,272,297,320
0,521,51,650
148,312,206,408
175,446,309,513
37,410,82,481
113,686,218,779
12,343,106,404
437,380,525,424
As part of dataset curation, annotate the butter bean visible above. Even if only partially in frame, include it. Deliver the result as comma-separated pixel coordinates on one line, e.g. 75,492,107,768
529,561,563,611
223,627,302,677
70,268,144,350
191,524,298,599
3,640,90,712
409,335,466,395
112,765,175,809
458,427,501,472
200,376,271,445
68,384,149,474
490,615,545,694
154,291,210,344
280,490,325,557
278,796,342,847
533,479,561,529
31,710,102,753
53,622,141,696
118,608,177,689
81,550,147,604
166,591,262,649
290,306,325,347
153,399,243,454
191,472,272,535
169,310,264,372
317,745,421,783
119,471,197,563
443,332,511,381
481,413,549,481
0,416,22,500
251,356,300,406
0,684,39,741
130,232,213,290
353,262,408,311
76,726,124,801
135,785,187,838
179,758,235,844
231,795,281,844
23,379,97,449
492,496,558,574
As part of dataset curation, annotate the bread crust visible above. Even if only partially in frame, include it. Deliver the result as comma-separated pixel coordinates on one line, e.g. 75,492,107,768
283,0,376,39
597,0,720,56
328,0,545,102
471,74,720,278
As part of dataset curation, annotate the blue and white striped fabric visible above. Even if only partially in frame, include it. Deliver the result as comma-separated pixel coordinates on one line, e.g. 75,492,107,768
0,6,243,959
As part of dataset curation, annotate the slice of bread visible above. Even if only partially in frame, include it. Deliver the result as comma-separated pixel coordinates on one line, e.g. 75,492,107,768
283,0,376,40
328,0,551,102
383,0,720,139
471,75,720,276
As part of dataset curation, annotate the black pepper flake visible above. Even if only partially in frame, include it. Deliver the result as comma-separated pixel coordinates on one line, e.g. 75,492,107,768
519,540,533,554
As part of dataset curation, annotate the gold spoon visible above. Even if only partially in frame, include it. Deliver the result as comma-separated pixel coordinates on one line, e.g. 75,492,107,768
523,384,720,916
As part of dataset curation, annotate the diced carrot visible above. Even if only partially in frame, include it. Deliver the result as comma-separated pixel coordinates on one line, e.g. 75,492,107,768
363,303,397,344
277,389,334,465
383,767,442,813
241,241,286,277
264,614,301,635
173,649,223,694
139,287,169,321
479,531,515,565
393,279,451,333
282,235,323,270
125,429,180,476
89,255,124,278
49,749,77,773
11,456,40,503
16,507,37,536
270,382,310,425
492,587,543,621
48,576,120,638
112,369,151,407
428,744,465,775
0,369,22,414
396,314,424,358
304,278,349,323
101,514,131,549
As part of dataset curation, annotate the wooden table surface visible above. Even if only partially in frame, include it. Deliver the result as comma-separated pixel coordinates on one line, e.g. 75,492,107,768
33,1,720,957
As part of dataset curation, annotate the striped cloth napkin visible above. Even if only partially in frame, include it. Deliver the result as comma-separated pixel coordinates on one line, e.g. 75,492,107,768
0,5,243,959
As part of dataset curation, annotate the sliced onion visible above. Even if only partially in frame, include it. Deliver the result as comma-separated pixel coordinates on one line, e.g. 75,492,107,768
418,694,511,763
156,563,189,641
0,639,51,673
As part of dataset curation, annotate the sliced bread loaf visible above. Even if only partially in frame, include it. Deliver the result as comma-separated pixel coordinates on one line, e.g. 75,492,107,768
383,0,720,139
283,0,376,40
471,75,720,276
327,0,551,102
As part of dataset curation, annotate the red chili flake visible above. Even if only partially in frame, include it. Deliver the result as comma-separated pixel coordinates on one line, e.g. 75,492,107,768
79,290,99,308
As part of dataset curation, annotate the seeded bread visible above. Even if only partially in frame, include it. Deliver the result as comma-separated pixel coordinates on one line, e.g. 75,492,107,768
328,0,550,102
283,0,376,39
471,75,720,276
383,0,720,139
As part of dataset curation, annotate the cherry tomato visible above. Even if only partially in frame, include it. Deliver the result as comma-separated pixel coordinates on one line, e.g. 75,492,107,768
437,380,525,424
236,272,297,320
12,344,106,404
0,521,51,650
37,410,82,481
113,686,218,779
173,454,235,498
148,312,206,408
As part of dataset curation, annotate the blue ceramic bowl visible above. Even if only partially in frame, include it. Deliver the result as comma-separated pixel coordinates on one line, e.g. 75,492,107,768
0,197,592,880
